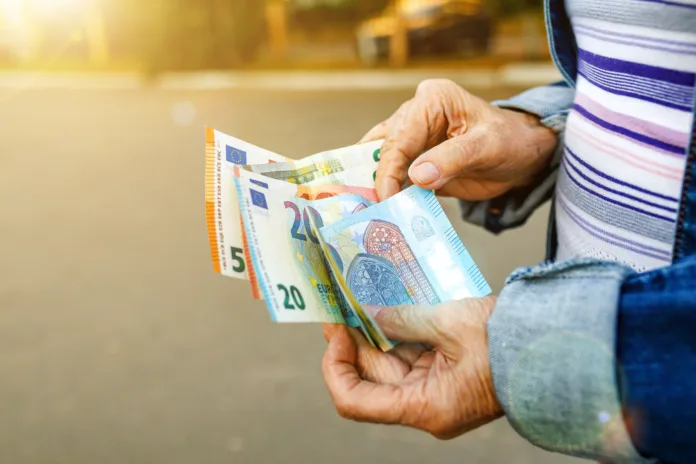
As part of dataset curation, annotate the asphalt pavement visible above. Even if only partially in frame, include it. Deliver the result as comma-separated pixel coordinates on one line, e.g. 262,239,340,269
0,85,581,464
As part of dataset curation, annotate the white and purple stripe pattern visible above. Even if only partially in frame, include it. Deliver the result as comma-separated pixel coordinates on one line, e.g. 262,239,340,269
557,0,696,272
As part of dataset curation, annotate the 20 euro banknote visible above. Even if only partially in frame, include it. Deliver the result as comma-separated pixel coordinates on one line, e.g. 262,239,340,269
234,168,378,324
205,127,289,281
234,168,380,301
318,186,492,350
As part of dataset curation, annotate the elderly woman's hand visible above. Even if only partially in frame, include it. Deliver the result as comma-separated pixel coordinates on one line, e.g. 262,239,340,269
322,297,503,439
364,79,558,201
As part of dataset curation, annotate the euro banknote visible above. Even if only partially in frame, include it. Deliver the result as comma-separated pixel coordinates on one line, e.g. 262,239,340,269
234,168,379,325
206,127,382,282
235,168,380,301
318,186,493,350
205,127,289,281
242,139,384,187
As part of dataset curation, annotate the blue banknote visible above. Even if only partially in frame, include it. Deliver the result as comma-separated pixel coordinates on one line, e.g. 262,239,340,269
317,186,491,349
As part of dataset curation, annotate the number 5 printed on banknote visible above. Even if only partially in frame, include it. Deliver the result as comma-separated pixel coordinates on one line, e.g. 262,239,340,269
205,127,289,281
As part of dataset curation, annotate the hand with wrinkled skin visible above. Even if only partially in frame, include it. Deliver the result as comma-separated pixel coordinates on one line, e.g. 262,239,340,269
321,297,503,440
362,79,558,201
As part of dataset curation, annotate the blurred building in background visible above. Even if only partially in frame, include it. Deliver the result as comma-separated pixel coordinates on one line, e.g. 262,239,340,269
0,0,548,72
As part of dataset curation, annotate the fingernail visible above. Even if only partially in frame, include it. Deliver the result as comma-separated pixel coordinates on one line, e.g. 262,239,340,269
410,162,440,185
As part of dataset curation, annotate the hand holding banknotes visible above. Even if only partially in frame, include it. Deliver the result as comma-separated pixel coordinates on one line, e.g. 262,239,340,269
322,296,503,439
363,79,558,201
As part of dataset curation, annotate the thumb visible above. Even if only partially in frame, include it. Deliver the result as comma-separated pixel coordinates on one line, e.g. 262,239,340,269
365,305,441,347
407,130,493,191
375,99,448,201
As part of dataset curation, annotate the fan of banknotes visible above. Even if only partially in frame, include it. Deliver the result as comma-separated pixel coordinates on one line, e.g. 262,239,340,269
205,127,491,351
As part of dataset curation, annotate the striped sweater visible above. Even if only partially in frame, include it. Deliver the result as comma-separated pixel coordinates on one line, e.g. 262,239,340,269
556,0,696,272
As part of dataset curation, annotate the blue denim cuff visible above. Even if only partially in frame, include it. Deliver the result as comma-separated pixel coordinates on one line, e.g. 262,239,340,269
488,259,655,463
492,82,575,132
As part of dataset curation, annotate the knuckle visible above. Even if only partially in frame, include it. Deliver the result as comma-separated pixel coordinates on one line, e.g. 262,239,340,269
430,429,457,441
424,415,458,440
378,144,411,175
321,350,333,375
386,306,411,331
415,79,438,94
333,398,355,420
416,78,456,95
335,406,351,420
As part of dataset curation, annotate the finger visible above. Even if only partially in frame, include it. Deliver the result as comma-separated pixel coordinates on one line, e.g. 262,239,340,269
403,350,437,383
328,325,409,383
322,323,342,343
365,305,441,346
359,120,389,144
322,326,405,424
408,130,494,191
347,326,374,351
375,97,447,200
345,327,411,384
325,324,380,354
376,81,456,200
390,343,429,367
374,101,426,201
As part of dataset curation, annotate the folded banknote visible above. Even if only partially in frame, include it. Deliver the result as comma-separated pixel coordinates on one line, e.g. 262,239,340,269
206,128,491,351
318,186,492,350
242,139,383,187
234,167,378,325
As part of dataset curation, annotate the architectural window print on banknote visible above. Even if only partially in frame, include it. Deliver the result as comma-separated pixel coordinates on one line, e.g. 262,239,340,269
207,128,492,351
320,186,492,318
342,220,441,307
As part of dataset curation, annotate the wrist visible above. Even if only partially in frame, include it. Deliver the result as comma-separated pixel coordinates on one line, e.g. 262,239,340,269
500,108,559,187
505,107,558,152
470,296,505,421
480,296,505,420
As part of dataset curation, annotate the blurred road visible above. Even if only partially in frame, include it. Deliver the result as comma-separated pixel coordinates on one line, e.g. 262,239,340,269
0,85,580,464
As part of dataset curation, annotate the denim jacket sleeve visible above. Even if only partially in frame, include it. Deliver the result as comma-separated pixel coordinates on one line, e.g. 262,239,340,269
487,259,654,464
459,82,576,234
618,254,696,464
